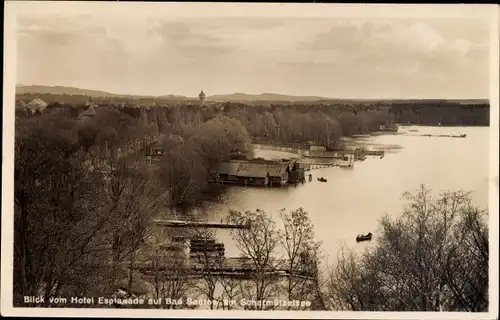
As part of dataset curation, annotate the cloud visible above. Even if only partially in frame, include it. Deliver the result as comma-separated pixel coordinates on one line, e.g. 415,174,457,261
149,20,235,59
14,14,491,98
376,22,446,54
305,19,488,79
17,15,125,54
152,21,220,45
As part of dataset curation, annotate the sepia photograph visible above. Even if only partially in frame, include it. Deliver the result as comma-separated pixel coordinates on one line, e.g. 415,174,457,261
2,2,499,319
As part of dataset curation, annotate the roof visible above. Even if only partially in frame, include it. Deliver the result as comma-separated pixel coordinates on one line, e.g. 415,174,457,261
79,105,97,117
218,161,288,178
218,161,241,176
26,98,48,111
237,162,270,178
85,97,99,108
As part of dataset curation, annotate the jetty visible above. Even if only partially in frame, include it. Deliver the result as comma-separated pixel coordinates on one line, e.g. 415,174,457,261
153,219,250,229
252,143,385,160
404,133,467,138
129,258,315,280
302,149,384,160
305,162,354,170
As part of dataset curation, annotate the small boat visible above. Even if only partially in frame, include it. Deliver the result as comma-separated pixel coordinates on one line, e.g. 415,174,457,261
338,162,354,168
356,232,373,243
317,177,327,182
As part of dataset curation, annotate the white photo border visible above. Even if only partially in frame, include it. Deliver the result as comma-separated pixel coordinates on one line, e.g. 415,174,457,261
2,2,498,319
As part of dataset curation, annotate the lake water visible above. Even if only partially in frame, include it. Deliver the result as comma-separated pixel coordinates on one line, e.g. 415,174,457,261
199,126,490,265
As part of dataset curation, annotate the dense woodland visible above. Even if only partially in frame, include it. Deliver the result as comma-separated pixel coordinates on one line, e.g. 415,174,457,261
16,93,490,148
13,94,489,311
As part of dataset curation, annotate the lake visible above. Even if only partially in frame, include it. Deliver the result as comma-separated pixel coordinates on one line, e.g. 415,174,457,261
198,126,490,265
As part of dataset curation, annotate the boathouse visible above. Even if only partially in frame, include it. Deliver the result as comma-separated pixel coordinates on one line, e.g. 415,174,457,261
237,162,273,186
215,160,291,186
217,161,242,183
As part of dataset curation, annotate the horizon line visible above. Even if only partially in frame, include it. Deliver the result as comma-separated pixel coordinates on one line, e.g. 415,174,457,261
15,84,490,101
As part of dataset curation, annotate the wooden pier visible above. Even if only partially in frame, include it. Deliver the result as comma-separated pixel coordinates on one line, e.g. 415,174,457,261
404,133,467,138
303,149,385,161
130,258,315,280
361,150,385,157
153,219,250,230
251,143,385,160
305,162,354,171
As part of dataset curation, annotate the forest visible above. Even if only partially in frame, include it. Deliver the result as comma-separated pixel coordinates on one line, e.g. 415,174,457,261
16,93,490,148
12,94,489,311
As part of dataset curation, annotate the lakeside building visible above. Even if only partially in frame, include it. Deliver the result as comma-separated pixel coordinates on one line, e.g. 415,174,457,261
214,159,305,186
77,96,98,122
26,98,48,114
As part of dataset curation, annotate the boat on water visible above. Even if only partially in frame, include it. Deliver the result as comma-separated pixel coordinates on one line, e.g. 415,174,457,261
338,162,354,168
317,177,327,182
356,232,373,243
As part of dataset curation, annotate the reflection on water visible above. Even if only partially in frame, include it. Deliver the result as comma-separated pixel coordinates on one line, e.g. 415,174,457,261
201,126,490,264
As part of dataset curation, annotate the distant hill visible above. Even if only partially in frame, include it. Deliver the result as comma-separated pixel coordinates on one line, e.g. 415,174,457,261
207,93,328,102
16,85,123,97
157,94,189,100
316,98,489,105
15,86,328,102
16,85,190,101
16,85,488,105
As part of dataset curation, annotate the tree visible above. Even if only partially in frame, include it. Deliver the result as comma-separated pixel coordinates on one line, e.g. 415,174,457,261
218,276,242,310
14,112,168,305
441,197,488,311
189,228,224,310
279,208,324,310
324,185,489,311
210,115,253,159
76,120,120,158
189,121,232,173
324,246,384,311
256,111,278,140
226,209,282,310
13,116,112,305
142,227,194,309
157,142,207,207
106,159,168,297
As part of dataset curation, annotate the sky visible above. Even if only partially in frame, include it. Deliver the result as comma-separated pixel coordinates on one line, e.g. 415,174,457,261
15,5,492,99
